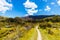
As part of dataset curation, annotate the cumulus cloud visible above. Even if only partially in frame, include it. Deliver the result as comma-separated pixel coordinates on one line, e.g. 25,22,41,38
27,9,38,15
23,0,37,9
0,0,13,13
23,0,38,16
57,0,60,6
44,6,51,11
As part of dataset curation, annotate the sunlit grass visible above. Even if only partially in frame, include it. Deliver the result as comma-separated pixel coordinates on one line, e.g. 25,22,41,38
0,27,37,40
40,28,60,40
19,28,37,40
0,27,16,40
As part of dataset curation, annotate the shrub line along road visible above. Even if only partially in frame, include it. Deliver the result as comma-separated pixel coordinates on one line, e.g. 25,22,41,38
36,26,42,40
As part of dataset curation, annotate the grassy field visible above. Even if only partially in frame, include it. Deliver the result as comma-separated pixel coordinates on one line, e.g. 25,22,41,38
40,28,60,40
19,28,37,40
0,27,16,40
0,27,37,40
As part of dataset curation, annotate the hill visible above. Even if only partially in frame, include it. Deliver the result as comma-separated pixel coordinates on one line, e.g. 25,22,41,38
0,15,60,40
23,15,55,19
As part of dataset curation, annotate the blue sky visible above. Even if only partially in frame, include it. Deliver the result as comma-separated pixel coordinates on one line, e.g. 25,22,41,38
0,0,60,17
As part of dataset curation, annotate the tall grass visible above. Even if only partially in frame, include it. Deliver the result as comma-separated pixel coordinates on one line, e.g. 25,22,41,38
20,28,37,40
40,28,60,40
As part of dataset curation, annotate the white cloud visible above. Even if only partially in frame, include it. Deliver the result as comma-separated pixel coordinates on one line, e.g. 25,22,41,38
57,0,60,6
23,0,37,9
23,0,38,16
27,9,38,15
44,6,51,11
0,0,13,13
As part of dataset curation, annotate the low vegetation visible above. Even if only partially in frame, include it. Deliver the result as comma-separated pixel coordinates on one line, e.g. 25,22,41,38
0,15,60,40
39,17,60,40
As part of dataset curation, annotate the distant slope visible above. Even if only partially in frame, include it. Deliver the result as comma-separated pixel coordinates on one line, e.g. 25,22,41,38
23,15,56,20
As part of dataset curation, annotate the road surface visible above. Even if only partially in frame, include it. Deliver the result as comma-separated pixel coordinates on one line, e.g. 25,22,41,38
36,26,42,40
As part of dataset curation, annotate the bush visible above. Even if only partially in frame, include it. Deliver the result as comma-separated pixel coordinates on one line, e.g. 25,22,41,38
48,29,53,35
39,22,52,29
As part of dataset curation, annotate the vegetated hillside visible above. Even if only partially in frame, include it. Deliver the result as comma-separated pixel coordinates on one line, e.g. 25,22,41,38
38,15,60,40
38,15,60,29
0,15,60,40
23,15,55,19
23,15,60,23
0,16,37,40
39,15,60,22
22,15,55,22
0,15,60,29
0,15,60,25
23,15,60,40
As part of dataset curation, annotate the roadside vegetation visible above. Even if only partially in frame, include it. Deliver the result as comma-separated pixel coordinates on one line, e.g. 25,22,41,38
0,16,37,40
0,15,60,40
39,16,60,40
